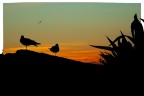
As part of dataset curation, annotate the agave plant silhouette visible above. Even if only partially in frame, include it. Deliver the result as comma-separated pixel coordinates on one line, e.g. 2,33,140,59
90,31,134,65
90,14,144,66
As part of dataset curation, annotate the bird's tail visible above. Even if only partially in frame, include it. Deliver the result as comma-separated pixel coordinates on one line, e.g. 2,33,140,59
35,43,41,47
37,43,41,45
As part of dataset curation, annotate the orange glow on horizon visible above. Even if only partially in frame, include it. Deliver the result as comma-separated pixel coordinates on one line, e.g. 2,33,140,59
3,44,102,64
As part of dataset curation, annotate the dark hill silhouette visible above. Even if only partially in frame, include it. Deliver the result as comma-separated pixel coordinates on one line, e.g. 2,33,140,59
1,49,94,65
0,50,103,76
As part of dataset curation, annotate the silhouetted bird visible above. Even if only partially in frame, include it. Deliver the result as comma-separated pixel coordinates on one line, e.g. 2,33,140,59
49,44,59,56
38,20,42,24
20,35,40,50
131,14,144,49
140,18,144,22
131,14,143,39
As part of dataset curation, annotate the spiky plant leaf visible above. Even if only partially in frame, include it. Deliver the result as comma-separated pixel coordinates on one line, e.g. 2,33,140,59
118,38,122,47
125,35,135,44
106,36,118,50
120,31,128,44
109,35,134,47
112,51,118,57
90,45,114,51
109,35,122,46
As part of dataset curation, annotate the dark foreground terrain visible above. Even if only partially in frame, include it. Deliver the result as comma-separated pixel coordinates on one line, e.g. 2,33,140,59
0,49,142,83
0,50,141,93
0,50,104,76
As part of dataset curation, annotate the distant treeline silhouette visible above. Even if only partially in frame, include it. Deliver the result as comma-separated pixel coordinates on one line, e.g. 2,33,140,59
90,14,144,69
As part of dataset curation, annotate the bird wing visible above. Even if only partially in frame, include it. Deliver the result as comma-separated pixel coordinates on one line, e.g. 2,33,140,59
25,38,40,46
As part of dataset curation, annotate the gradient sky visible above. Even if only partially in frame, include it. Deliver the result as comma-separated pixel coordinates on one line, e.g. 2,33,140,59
3,2,141,64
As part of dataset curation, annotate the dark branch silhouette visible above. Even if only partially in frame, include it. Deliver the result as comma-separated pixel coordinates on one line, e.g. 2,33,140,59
20,35,41,50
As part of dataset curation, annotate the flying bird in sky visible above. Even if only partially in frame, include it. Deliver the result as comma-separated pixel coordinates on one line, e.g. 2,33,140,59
38,20,42,24
20,35,41,50
49,44,60,56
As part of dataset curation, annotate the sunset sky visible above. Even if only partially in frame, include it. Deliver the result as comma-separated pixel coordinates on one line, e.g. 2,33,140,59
3,2,141,64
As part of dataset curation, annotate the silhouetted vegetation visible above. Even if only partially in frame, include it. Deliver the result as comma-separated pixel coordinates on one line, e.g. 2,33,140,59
90,14,144,73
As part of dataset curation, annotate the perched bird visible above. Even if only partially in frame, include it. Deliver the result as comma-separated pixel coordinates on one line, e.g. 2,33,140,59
131,14,143,39
20,35,41,50
49,44,59,56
